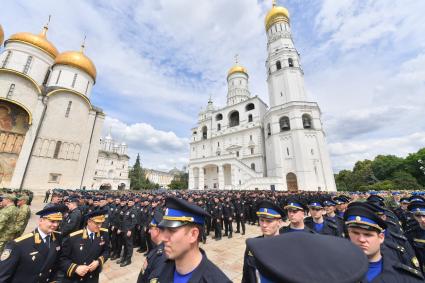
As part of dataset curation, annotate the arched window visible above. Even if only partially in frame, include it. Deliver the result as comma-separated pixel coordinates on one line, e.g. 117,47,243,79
215,113,223,121
202,126,208,139
229,111,240,127
248,114,253,122
217,123,221,131
279,116,290,131
6,84,15,99
2,51,12,68
302,114,313,129
245,103,255,111
251,163,256,171
276,60,282,70
267,123,271,136
288,58,294,67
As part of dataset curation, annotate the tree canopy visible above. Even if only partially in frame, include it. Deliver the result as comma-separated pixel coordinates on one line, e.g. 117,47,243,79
335,148,425,191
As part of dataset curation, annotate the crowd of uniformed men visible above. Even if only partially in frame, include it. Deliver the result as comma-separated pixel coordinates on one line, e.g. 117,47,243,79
1,188,425,282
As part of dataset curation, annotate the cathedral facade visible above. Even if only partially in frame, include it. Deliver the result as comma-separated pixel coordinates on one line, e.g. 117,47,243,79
188,3,336,191
0,22,104,194
92,134,130,190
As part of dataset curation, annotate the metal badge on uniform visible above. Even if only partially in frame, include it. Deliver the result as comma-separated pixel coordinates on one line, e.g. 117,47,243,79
149,278,158,283
31,255,36,261
80,245,83,251
68,219,71,223
126,212,130,215
1,249,11,261
56,246,61,251
99,236,105,246
131,214,135,218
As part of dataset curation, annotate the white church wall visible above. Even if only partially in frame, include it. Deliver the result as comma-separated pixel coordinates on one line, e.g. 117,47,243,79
0,73,41,112
48,65,94,98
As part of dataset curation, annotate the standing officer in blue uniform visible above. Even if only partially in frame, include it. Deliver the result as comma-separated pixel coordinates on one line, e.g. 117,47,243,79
0,205,65,283
304,201,340,236
152,197,231,283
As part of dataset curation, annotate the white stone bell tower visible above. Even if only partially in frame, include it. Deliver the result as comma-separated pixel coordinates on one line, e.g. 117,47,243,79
263,1,336,191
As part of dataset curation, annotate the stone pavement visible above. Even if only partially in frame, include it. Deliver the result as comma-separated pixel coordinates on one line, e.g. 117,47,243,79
25,197,260,282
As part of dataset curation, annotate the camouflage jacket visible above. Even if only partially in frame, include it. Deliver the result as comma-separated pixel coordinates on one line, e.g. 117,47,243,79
0,205,19,240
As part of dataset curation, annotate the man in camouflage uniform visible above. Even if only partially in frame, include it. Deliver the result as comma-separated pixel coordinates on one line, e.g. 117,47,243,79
14,195,31,238
0,194,19,252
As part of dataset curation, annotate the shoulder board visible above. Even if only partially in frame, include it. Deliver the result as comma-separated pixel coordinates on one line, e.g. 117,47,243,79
394,263,424,280
385,241,405,253
326,217,336,224
70,230,84,237
390,231,407,241
327,222,338,229
100,228,108,232
52,231,62,234
14,232,33,243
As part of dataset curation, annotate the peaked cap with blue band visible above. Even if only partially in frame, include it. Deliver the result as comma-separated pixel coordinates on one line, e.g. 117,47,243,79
308,201,323,209
159,197,210,228
323,200,336,207
246,233,368,283
343,203,386,232
256,200,285,219
284,201,306,211
150,210,164,227
408,201,425,216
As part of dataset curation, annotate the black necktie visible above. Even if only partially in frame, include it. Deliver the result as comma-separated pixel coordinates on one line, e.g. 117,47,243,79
90,233,94,242
45,235,51,248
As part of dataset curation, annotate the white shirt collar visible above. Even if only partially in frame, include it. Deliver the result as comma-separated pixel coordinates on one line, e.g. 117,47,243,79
86,227,94,237
37,228,49,241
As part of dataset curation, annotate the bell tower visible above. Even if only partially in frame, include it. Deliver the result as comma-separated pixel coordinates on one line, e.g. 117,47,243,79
263,1,336,191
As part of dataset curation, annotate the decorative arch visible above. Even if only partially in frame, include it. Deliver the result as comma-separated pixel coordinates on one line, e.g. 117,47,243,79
302,114,313,129
0,98,33,125
46,88,92,110
0,68,42,95
245,103,255,111
215,113,223,121
202,126,208,140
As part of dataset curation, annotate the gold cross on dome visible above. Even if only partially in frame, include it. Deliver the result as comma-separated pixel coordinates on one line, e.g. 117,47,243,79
234,54,239,65
272,0,277,7
80,35,87,52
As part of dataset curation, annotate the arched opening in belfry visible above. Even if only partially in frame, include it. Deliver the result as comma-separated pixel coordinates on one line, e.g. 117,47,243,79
286,172,298,192
288,58,294,67
0,99,30,187
276,60,282,70
215,113,223,121
202,126,208,139
245,103,255,111
302,114,313,129
229,111,240,127
279,116,290,131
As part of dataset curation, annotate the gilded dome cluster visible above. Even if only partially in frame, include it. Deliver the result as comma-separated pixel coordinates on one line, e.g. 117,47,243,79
0,24,4,46
264,2,290,31
2,22,96,81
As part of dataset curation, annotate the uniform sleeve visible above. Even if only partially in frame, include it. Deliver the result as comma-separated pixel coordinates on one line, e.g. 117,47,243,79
0,242,20,282
59,236,78,278
241,246,256,283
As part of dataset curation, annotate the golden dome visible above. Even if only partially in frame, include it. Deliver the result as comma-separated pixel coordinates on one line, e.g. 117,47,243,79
265,3,290,31
227,65,248,78
0,24,4,46
54,49,97,81
8,27,59,58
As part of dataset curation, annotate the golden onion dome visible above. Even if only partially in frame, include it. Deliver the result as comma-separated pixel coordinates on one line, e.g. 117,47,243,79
8,26,59,58
0,24,4,46
265,2,290,31
227,65,248,78
54,47,97,81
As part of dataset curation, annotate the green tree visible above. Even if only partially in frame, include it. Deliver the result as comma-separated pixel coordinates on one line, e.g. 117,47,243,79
404,148,425,187
371,155,404,181
391,170,421,190
335,170,354,191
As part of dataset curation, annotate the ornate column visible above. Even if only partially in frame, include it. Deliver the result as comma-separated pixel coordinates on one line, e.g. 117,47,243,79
218,165,224,190
199,167,205,190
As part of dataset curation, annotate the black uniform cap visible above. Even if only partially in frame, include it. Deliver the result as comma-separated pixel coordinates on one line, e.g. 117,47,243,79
159,197,210,228
246,233,368,283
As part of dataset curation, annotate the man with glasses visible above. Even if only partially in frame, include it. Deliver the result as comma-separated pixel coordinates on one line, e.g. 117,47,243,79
0,205,65,282
59,210,109,283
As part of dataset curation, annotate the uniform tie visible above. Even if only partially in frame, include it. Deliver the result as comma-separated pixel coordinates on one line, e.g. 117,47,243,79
90,233,94,242
44,235,51,248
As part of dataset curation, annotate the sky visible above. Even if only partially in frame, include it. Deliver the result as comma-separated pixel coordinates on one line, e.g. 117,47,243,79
1,0,425,172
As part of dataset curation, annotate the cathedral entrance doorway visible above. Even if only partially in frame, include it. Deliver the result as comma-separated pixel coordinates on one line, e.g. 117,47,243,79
204,164,218,190
0,100,30,187
100,183,112,190
286,172,298,191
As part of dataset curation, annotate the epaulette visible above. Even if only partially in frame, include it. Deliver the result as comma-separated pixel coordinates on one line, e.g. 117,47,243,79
385,241,405,253
70,230,84,237
394,263,424,280
52,231,62,234
100,228,108,232
14,232,33,243
390,231,407,241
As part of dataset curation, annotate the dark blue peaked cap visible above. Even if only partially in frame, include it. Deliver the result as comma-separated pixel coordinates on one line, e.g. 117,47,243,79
159,197,210,228
246,233,368,283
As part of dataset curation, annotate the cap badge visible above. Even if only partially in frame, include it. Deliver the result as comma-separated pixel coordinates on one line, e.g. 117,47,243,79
355,216,361,222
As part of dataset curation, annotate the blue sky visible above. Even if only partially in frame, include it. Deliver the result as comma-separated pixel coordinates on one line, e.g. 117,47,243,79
2,0,425,172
